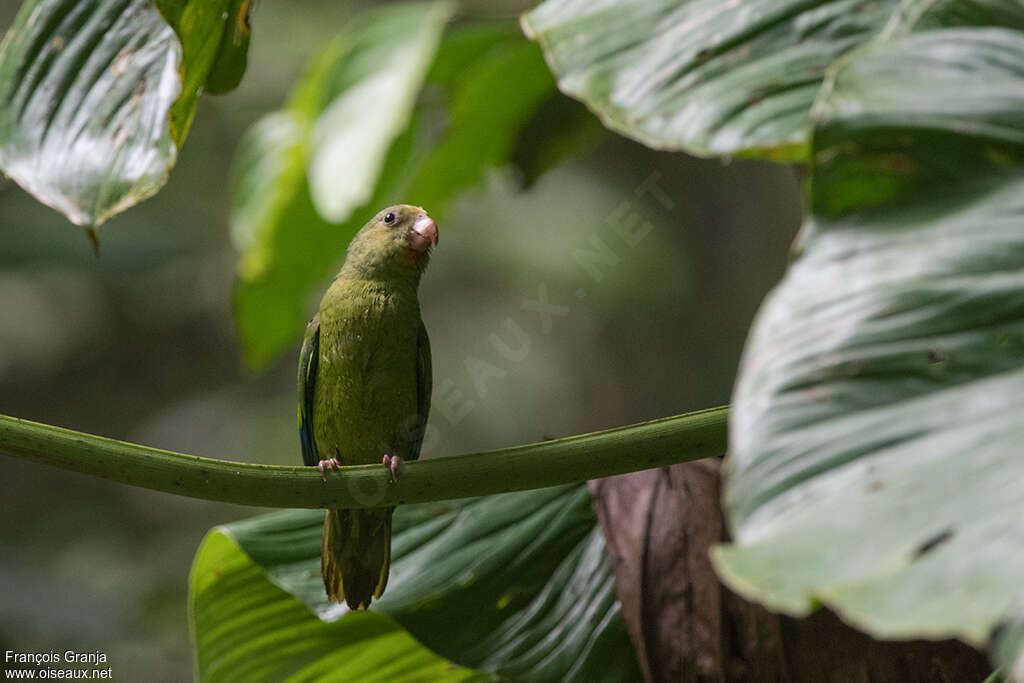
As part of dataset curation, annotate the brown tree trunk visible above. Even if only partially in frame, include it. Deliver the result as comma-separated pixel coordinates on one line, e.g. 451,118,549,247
589,462,991,682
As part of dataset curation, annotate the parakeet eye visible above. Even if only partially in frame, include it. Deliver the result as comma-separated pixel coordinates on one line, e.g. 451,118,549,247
383,212,396,225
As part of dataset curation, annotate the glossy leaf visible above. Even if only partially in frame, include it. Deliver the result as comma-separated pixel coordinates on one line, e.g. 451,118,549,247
521,0,898,160
154,0,253,141
0,0,179,227
189,527,488,682
0,0,252,229
714,26,1024,670
881,0,1024,34
231,15,560,370
203,0,253,94
190,485,641,682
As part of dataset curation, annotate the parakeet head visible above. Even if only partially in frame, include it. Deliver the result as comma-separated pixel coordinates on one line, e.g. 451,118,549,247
342,204,439,282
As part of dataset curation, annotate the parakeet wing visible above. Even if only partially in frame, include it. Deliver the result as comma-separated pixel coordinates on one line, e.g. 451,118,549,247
298,313,320,467
411,320,432,461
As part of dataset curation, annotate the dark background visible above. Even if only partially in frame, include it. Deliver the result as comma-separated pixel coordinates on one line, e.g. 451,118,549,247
0,1,800,679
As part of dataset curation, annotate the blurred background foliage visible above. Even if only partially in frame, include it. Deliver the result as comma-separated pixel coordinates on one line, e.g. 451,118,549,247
0,0,799,679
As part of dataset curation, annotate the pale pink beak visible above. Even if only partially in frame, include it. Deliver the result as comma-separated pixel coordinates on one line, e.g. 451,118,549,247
410,213,438,252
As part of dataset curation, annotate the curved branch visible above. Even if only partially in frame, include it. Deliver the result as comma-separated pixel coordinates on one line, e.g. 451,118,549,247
0,407,727,508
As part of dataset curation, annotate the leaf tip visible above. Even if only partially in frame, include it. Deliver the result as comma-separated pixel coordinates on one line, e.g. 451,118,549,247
83,227,100,256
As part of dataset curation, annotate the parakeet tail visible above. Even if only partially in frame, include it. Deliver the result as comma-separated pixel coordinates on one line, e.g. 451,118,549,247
322,507,393,610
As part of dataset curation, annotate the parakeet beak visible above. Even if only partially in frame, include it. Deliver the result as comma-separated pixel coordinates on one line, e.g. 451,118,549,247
409,213,438,252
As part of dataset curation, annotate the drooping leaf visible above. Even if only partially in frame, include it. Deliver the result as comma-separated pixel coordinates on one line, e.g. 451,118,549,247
0,0,252,230
521,0,900,161
508,91,607,189
202,0,253,94
231,14,562,370
714,25,1024,671
154,0,254,141
403,36,555,214
230,2,450,370
229,108,341,370
305,1,452,222
0,0,180,227
190,485,641,682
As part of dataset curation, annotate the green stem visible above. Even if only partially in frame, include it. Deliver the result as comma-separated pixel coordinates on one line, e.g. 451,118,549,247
0,407,727,508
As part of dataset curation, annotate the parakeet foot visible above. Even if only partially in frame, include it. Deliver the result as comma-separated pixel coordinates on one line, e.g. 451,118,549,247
317,457,341,481
382,454,404,483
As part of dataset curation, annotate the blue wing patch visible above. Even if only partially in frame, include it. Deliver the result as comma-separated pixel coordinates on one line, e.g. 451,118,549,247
298,314,320,467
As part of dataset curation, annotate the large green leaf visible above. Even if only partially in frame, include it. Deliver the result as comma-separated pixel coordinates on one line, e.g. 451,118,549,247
231,14,561,370
714,25,1024,671
190,485,641,682
403,34,555,213
0,0,250,229
522,0,902,160
154,0,253,141
189,527,487,682
0,0,178,227
229,1,452,371
305,2,451,223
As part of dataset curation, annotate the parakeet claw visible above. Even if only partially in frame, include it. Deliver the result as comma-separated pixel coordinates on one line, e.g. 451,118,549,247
382,454,403,483
317,458,342,481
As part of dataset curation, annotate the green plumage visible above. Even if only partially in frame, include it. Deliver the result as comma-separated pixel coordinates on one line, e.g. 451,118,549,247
298,204,436,610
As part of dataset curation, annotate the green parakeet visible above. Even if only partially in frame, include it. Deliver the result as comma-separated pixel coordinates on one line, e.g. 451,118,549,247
298,204,438,610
